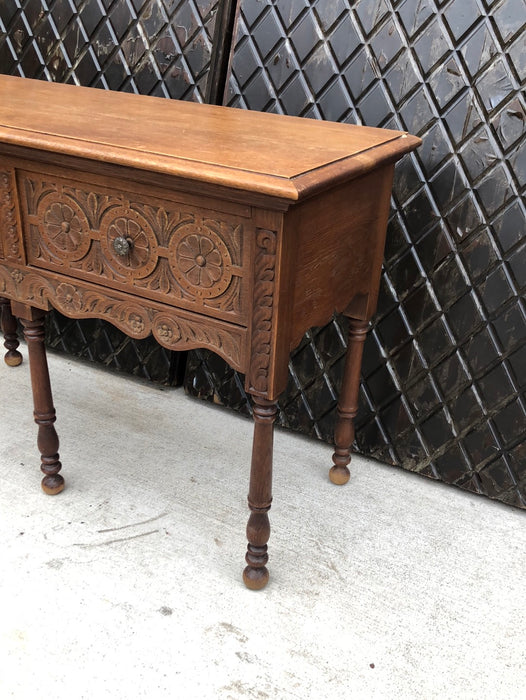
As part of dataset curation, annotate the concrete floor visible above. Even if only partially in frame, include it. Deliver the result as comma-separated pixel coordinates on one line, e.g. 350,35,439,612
0,347,525,699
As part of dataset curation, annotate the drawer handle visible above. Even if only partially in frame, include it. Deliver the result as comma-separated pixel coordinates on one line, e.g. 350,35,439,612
113,236,133,256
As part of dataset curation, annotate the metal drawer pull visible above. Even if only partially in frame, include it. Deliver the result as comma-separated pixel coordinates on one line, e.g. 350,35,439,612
113,236,133,256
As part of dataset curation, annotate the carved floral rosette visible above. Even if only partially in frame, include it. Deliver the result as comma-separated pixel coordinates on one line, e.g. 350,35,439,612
36,192,91,262
168,222,233,299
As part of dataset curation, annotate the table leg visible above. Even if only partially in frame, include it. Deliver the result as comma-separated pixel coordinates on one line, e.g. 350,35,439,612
243,396,277,590
329,318,369,485
0,297,23,367
21,309,64,495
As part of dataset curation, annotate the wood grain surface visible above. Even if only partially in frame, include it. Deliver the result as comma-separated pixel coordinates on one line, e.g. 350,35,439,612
0,75,420,200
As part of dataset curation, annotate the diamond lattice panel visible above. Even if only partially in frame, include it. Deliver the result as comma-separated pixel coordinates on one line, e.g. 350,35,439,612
0,0,218,383
0,0,217,99
185,0,526,508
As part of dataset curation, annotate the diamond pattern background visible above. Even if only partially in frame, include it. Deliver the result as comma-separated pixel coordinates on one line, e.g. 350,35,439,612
0,0,217,100
186,0,526,508
0,0,525,507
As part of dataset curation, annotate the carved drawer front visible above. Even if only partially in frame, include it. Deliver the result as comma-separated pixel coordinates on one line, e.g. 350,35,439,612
18,170,251,325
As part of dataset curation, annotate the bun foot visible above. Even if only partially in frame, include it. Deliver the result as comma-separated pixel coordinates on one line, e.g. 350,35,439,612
4,349,22,367
243,565,269,590
329,465,350,485
41,474,65,495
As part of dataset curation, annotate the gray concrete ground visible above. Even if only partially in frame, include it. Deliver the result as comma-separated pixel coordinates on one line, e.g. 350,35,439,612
1,347,525,700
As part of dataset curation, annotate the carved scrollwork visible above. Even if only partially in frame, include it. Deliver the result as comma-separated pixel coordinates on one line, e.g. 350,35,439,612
0,263,244,369
0,265,15,296
153,312,241,366
53,281,148,337
0,169,23,261
248,228,277,394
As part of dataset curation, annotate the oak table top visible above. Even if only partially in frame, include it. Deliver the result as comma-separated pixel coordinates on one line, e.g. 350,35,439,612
0,74,418,199
0,75,420,589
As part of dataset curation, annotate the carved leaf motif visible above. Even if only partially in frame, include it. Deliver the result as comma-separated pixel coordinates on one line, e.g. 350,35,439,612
23,177,38,213
205,275,241,315
85,240,105,276
70,240,122,279
156,207,168,239
20,270,53,305
207,220,242,263
0,261,246,370
30,223,62,265
135,257,176,296
87,192,99,223
93,194,118,226
25,177,55,214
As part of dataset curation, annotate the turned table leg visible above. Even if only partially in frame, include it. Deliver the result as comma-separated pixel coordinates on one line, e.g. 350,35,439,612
0,297,23,367
330,318,369,485
21,309,64,495
243,396,277,590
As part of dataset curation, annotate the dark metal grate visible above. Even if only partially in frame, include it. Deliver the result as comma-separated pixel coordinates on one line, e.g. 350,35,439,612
185,0,526,508
0,0,217,100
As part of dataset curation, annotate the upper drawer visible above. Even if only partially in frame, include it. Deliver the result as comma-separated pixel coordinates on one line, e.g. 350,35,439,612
17,166,253,326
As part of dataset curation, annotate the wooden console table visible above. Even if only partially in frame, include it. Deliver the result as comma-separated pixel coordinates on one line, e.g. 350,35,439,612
0,75,420,588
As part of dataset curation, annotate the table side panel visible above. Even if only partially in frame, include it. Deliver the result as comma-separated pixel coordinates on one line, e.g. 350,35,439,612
286,164,395,350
